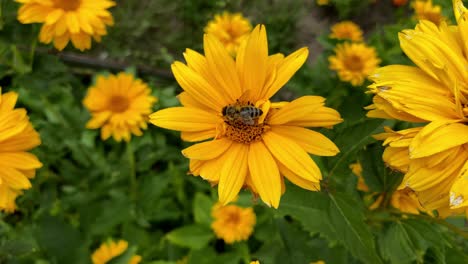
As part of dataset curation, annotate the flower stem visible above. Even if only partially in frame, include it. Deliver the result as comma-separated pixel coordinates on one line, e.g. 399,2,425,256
127,141,137,201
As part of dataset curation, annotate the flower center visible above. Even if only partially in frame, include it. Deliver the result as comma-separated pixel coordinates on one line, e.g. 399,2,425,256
53,0,82,11
344,55,363,71
221,101,267,144
109,96,130,113
226,212,240,225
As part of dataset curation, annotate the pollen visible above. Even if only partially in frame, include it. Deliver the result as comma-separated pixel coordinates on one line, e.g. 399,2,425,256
224,120,267,144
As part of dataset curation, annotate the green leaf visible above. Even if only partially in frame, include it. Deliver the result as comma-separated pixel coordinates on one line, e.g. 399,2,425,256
378,222,420,264
193,193,213,227
166,224,213,250
278,185,382,264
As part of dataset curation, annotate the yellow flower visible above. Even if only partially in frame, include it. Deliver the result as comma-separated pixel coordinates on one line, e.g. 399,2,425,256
211,203,256,244
150,25,342,208
316,0,330,6
91,239,141,264
329,42,380,86
311,261,326,264
250,261,260,264
366,0,468,217
83,72,157,142
16,0,115,51
412,0,445,25
204,12,252,57
0,90,42,213
349,163,369,192
329,21,364,42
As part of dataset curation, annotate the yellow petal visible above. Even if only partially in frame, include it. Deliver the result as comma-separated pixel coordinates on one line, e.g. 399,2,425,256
262,47,309,99
181,130,216,142
409,121,468,158
149,107,220,132
277,161,320,191
449,160,468,209
271,126,339,156
263,131,321,182
0,168,32,190
171,62,227,111
0,153,42,170
248,141,281,208
268,96,326,125
218,143,249,205
240,25,268,101
182,138,232,160
203,35,242,102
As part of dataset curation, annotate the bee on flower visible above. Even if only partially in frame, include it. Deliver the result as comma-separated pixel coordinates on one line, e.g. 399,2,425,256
150,25,342,208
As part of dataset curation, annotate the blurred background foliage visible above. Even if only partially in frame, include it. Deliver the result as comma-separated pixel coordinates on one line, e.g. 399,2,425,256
0,0,467,263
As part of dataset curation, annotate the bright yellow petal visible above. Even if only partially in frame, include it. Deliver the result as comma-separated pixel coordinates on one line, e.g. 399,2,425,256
248,141,281,208
277,161,320,191
268,96,326,125
263,131,321,182
449,160,468,209
218,143,249,205
149,107,220,132
182,138,232,160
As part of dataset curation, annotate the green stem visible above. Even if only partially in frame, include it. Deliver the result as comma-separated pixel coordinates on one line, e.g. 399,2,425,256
127,141,137,201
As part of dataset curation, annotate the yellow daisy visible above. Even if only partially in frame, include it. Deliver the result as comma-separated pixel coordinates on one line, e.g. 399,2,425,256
204,12,252,57
329,42,381,86
150,25,342,208
366,0,468,217
83,72,157,142
16,0,115,51
91,239,141,264
211,203,256,244
0,90,42,213
329,21,364,42
412,0,446,25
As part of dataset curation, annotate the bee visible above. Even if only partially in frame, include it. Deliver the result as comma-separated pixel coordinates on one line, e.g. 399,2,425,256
222,103,263,125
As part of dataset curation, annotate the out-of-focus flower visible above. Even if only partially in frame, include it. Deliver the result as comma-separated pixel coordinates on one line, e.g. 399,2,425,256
329,21,364,42
393,0,409,6
150,25,342,208
366,0,468,217
83,72,157,142
412,0,445,25
351,162,424,214
91,239,141,264
204,12,252,57
310,261,326,264
250,261,260,264
0,90,42,213
316,0,330,6
211,203,256,244
329,42,380,86
16,0,115,51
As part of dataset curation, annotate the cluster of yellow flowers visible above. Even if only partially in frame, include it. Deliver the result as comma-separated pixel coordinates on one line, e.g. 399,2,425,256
328,21,381,86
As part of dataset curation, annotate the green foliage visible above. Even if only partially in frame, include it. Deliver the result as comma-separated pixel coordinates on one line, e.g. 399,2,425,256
1,0,468,264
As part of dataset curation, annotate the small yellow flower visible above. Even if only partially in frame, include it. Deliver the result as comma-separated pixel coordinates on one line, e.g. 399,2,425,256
0,90,42,213
316,0,330,6
366,0,468,217
250,261,260,264
311,261,326,264
16,0,115,51
329,21,364,42
83,72,157,142
204,12,252,57
150,25,342,208
211,204,256,244
412,0,445,25
91,239,141,264
329,42,380,86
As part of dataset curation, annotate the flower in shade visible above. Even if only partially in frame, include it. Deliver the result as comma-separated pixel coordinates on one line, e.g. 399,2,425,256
211,203,256,244
329,42,380,86
83,72,157,142
316,0,330,6
351,163,424,214
204,12,252,57
412,0,445,25
329,21,364,42
91,239,141,264
250,261,260,264
0,90,42,213
150,25,342,208
366,0,468,217
16,0,115,51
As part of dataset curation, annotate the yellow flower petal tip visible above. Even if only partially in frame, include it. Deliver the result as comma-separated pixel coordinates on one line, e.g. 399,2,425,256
329,21,364,42
150,24,342,208
83,72,157,142
16,0,116,51
0,90,42,213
